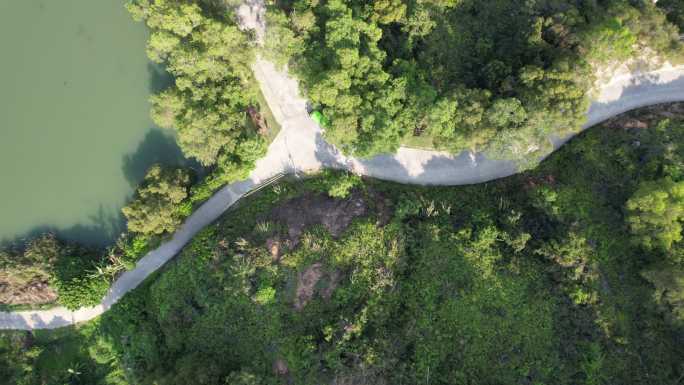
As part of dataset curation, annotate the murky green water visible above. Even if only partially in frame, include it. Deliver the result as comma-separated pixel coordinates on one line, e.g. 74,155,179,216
0,1,184,245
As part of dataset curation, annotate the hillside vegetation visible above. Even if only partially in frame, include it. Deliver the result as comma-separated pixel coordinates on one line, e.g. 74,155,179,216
2,104,683,385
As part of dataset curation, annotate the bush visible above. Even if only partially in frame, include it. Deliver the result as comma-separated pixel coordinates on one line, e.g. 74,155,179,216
122,165,191,236
307,170,362,199
51,274,110,310
626,178,684,252
225,371,263,385
51,252,110,310
641,263,684,325
22,234,61,268
117,234,154,269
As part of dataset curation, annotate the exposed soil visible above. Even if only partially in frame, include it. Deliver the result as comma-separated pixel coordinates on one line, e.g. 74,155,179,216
269,192,368,246
0,277,57,306
266,192,371,310
273,357,289,376
294,263,324,310
373,191,393,227
265,237,281,262
293,263,342,310
320,269,342,300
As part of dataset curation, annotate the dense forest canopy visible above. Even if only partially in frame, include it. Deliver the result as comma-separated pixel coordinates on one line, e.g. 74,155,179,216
126,0,268,172
3,105,683,385
265,0,682,159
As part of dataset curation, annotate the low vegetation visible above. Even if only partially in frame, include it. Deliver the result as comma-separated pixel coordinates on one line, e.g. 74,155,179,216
265,0,682,162
0,235,112,310
1,1,683,381
3,105,683,384
0,321,127,385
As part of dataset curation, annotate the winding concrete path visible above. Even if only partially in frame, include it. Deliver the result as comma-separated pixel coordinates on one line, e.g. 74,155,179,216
1,5,683,330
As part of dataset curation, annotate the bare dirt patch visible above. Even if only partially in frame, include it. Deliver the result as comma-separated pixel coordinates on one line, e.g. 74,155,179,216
265,237,282,262
294,263,324,310
264,192,372,310
269,192,368,246
0,276,57,306
373,191,393,227
320,269,342,300
293,263,342,310
273,357,289,376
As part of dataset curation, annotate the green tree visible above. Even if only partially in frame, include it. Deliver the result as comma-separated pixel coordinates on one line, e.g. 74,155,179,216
127,0,265,168
427,88,494,152
642,263,684,325
266,0,682,161
0,332,41,385
658,0,684,30
626,178,684,251
122,164,191,236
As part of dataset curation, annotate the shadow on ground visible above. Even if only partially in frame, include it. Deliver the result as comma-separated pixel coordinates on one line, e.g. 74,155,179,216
311,131,518,186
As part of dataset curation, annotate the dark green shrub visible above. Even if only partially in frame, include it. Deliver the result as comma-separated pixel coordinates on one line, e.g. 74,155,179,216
122,165,191,236
117,234,154,269
51,252,110,310
51,274,110,310
306,170,362,198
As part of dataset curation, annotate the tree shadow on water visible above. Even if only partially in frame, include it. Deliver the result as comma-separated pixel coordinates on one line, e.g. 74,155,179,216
3,128,202,247
148,62,173,94
122,128,192,187
0,205,125,249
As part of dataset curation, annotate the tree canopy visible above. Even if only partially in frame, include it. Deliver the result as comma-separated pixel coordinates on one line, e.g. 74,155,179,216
658,0,684,31
627,178,684,251
265,0,682,161
121,164,191,236
127,0,267,169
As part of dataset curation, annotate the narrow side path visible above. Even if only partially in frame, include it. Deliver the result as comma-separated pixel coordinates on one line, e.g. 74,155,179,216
1,4,683,330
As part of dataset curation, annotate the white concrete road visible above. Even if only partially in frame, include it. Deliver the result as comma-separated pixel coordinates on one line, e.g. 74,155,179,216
1,4,683,329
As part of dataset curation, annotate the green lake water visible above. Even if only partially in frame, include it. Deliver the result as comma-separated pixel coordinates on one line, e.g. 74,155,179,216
0,1,185,245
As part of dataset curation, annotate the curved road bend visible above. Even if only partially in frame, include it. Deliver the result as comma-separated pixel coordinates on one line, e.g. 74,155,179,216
2,8,683,330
